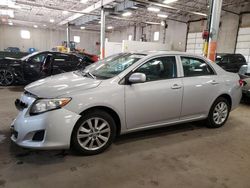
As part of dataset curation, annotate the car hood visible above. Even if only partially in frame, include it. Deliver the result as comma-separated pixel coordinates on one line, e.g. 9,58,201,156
25,71,102,98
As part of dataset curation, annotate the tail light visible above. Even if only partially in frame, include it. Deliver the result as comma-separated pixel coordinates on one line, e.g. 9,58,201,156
239,79,247,87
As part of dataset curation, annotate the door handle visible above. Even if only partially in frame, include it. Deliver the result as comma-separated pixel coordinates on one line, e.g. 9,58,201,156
171,84,182,89
211,80,219,85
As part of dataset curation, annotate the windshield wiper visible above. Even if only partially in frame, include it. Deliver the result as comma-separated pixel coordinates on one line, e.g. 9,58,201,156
80,71,96,79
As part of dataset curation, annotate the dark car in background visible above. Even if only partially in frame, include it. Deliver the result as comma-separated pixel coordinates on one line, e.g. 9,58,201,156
239,63,250,98
0,51,94,86
215,53,247,73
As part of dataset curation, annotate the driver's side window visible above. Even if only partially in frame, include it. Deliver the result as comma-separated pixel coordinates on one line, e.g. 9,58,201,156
135,56,177,82
30,53,47,64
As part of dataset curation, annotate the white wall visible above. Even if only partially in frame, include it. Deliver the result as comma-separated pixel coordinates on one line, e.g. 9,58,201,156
0,25,100,54
107,20,187,52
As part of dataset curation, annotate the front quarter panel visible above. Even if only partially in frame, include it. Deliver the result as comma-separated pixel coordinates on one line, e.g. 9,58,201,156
62,77,126,133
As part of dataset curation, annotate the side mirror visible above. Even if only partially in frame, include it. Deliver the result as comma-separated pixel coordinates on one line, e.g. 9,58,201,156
128,73,146,84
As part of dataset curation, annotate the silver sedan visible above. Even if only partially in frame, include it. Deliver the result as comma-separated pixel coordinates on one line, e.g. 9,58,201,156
11,51,242,155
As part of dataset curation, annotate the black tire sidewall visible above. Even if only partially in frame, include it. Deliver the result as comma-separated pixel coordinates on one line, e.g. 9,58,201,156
206,97,230,128
71,110,116,155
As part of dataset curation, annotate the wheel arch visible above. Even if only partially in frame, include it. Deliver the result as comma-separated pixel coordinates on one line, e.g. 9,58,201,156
78,106,121,137
215,94,232,110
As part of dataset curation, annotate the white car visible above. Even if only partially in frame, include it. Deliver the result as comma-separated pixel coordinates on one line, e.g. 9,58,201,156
11,51,242,155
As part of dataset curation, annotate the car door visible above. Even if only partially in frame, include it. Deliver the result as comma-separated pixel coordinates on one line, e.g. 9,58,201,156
125,56,183,129
52,53,72,75
23,53,47,81
179,56,223,120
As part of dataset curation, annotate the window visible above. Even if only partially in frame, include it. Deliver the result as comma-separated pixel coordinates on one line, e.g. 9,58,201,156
20,30,30,39
154,31,159,41
90,53,145,79
53,54,70,63
74,36,80,43
30,53,47,64
128,35,133,41
136,56,177,82
181,56,214,77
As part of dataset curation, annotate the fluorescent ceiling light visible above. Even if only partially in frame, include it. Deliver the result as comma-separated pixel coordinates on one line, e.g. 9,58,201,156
80,0,88,4
147,7,160,12
43,24,47,27
8,22,13,25
49,19,55,23
59,0,115,25
131,6,138,9
107,26,113,29
80,26,85,29
33,25,38,28
122,12,132,17
157,13,168,18
62,10,69,15
145,21,160,25
98,20,101,24
192,11,207,16
163,0,178,4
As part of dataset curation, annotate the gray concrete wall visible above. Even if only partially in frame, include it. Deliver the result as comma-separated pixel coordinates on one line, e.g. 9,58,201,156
188,12,250,53
217,13,239,53
0,25,100,54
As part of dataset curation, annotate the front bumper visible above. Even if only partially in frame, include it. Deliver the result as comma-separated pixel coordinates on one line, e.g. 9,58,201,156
11,94,81,149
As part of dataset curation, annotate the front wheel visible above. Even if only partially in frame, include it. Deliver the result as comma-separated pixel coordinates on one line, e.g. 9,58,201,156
0,69,15,86
206,97,230,128
71,110,116,155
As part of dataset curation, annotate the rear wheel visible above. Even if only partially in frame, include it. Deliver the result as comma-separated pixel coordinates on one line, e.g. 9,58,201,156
71,110,116,155
0,69,15,86
206,97,230,128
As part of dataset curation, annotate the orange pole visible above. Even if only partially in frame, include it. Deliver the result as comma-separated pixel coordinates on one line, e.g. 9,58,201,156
207,41,217,62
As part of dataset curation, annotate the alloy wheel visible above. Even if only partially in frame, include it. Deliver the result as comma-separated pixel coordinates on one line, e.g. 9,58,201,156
0,69,14,86
77,117,111,151
213,101,228,125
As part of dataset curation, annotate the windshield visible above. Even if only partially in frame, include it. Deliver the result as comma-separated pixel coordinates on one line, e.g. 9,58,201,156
85,53,145,79
20,52,40,61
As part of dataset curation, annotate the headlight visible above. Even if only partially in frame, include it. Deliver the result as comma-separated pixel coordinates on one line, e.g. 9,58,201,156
30,98,71,115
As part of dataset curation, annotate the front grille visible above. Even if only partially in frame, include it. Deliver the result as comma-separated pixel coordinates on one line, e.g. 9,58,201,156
32,130,45,141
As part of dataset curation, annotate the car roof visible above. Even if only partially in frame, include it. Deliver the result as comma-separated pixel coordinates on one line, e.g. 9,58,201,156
128,51,205,58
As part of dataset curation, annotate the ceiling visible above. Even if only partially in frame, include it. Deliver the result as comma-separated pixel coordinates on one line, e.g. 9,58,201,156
0,0,249,31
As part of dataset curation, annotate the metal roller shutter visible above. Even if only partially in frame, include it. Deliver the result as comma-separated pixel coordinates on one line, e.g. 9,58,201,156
236,27,250,63
186,32,203,55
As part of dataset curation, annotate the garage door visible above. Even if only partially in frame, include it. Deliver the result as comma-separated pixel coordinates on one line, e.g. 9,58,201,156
186,32,203,55
236,27,250,63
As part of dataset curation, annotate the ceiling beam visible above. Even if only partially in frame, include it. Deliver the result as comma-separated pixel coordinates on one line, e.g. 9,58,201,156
58,0,116,25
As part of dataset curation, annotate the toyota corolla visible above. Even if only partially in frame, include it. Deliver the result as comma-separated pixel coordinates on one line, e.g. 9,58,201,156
11,51,242,155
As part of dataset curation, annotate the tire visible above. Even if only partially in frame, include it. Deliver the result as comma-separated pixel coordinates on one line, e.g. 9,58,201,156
206,97,230,128
0,68,15,86
71,110,116,155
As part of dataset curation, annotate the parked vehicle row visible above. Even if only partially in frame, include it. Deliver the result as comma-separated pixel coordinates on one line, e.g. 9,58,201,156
11,51,243,155
0,51,95,86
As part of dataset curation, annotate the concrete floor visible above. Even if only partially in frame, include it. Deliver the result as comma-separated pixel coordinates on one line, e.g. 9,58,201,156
0,87,250,188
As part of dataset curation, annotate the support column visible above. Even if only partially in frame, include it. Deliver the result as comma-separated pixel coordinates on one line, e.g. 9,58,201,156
66,23,70,52
207,0,223,61
100,6,105,59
